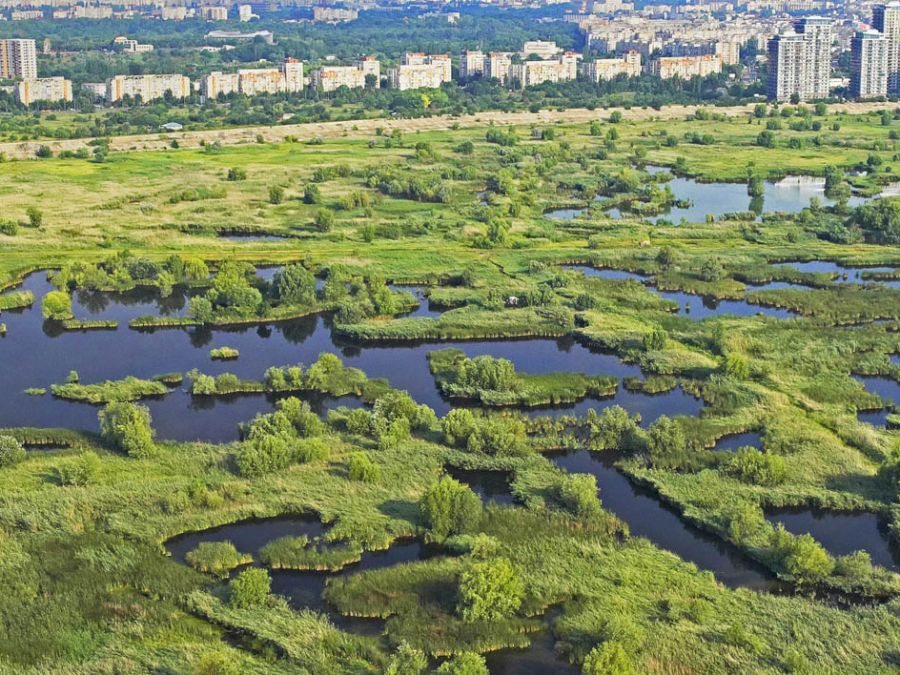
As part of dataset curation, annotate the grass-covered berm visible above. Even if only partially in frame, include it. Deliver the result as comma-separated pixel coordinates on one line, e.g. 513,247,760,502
0,102,899,673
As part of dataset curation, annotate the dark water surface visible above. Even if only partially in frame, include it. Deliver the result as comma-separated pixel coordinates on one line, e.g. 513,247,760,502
549,449,773,589
766,508,900,572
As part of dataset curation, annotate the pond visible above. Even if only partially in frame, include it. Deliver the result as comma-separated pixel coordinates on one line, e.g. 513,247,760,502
445,466,516,505
166,514,326,563
524,385,703,424
484,629,579,675
548,449,773,590
563,265,799,319
711,431,762,452
855,375,898,426
1,272,669,441
766,508,900,573
774,261,899,289
165,517,433,637
619,169,868,224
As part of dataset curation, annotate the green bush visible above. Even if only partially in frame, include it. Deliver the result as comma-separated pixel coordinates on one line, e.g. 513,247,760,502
582,641,636,675
98,402,155,458
229,568,271,609
457,557,525,622
420,476,482,541
56,451,101,486
0,435,26,468
42,291,73,320
347,452,381,483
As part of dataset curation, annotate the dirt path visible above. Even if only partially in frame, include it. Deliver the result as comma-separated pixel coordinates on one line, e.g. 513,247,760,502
1,100,895,160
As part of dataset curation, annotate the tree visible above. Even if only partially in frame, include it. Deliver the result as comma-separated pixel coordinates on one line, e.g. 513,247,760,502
585,405,640,451
780,532,834,584
656,247,675,269
386,642,428,675
272,264,316,306
420,476,482,541
850,198,900,245
99,402,155,458
42,291,73,320
348,452,381,482
0,435,26,467
229,568,271,608
699,257,725,282
458,557,525,622
435,653,489,675
314,208,334,232
647,416,686,457
442,408,478,447
582,642,636,675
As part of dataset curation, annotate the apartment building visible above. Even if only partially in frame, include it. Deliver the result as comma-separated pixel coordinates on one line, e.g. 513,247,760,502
766,16,832,101
649,54,722,79
387,53,451,90
201,6,228,20
73,5,112,19
238,4,252,21
160,6,187,20
0,38,37,80
509,51,578,88
715,40,741,65
11,10,42,20
105,73,191,103
850,29,888,99
581,50,641,81
312,7,358,23
312,56,380,91
15,76,72,105
873,2,900,93
485,52,512,83
459,50,485,79
202,60,304,98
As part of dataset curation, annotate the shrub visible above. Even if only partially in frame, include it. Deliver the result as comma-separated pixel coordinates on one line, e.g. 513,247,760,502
268,185,285,204
582,642,635,675
229,568,270,608
314,208,334,232
420,476,482,541
646,416,687,464
347,452,381,483
559,473,602,519
725,448,786,486
386,642,428,675
194,651,240,675
770,526,834,584
0,435,26,468
56,451,101,486
442,409,478,447
585,405,641,451
25,207,42,228
42,291,73,320
99,402,155,458
226,167,246,181
643,327,667,351
457,557,525,622
436,653,488,675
